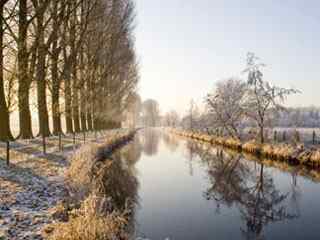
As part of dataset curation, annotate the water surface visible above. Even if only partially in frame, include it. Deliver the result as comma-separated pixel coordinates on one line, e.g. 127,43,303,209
121,129,320,240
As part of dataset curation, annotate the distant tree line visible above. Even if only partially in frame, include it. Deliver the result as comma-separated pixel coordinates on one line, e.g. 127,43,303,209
0,0,139,140
141,99,160,127
130,98,181,128
276,107,320,128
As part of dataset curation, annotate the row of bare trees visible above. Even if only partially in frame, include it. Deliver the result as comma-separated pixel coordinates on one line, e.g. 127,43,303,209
0,0,139,140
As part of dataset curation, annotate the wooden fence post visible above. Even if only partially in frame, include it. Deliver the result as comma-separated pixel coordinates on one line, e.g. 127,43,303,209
59,133,62,151
294,130,300,143
274,131,277,142
42,134,46,154
313,131,316,145
282,131,286,142
73,132,76,150
6,141,10,166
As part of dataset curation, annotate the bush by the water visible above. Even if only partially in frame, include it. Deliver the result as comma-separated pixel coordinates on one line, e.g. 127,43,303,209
48,194,129,240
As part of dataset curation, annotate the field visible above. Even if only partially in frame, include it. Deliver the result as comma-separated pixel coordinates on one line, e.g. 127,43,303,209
240,127,320,145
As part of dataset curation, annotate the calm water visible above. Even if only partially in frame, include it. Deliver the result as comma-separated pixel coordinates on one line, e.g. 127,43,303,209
120,129,320,240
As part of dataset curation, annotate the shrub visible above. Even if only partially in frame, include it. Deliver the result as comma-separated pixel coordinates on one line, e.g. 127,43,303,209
242,141,261,154
225,138,242,149
272,144,295,160
311,150,320,165
48,195,129,240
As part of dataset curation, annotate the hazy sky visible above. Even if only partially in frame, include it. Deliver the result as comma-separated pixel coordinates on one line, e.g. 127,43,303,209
135,0,320,115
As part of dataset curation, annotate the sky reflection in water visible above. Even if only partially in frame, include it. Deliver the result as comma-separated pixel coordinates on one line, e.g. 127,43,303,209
121,129,320,240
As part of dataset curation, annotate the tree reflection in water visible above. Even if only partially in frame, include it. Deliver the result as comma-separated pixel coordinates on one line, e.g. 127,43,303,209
121,134,143,167
186,142,299,240
184,140,203,176
93,150,139,237
162,132,180,153
140,129,161,156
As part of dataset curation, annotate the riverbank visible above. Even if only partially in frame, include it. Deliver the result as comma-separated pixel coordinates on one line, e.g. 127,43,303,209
187,139,320,182
0,129,136,240
47,129,137,240
169,129,320,169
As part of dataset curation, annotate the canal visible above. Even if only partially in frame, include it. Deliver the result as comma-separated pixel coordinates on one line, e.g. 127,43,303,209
118,129,320,240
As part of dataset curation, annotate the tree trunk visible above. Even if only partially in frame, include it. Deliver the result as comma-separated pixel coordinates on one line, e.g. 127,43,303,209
51,46,62,134
0,2,13,141
64,74,73,133
80,88,87,131
72,71,81,132
18,0,33,139
51,0,62,135
87,108,93,130
61,2,73,134
51,59,62,134
52,87,61,134
79,52,87,132
93,111,100,131
79,3,87,132
70,4,80,133
260,124,264,144
86,77,93,131
36,12,50,137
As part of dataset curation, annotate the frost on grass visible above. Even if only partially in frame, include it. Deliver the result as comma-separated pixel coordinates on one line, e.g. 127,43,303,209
0,152,67,239
47,131,138,240
48,194,130,240
0,131,132,240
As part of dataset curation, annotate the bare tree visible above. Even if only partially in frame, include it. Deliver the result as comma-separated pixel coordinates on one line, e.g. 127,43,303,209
17,0,34,138
188,99,200,130
206,78,248,139
0,0,13,140
49,0,63,135
142,99,160,127
123,92,141,128
164,110,180,127
244,52,299,143
33,0,51,137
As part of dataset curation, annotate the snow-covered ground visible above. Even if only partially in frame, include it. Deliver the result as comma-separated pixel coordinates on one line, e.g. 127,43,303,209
0,131,119,240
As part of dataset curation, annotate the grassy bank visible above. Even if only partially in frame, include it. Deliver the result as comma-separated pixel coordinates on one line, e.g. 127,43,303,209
44,130,137,240
187,139,320,183
170,129,320,169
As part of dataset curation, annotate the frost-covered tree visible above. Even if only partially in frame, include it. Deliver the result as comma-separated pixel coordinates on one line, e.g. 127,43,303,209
141,99,160,127
244,52,299,143
206,78,248,139
163,110,180,127
186,99,200,130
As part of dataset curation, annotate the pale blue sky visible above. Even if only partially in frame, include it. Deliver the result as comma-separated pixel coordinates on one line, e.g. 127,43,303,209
135,0,320,114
